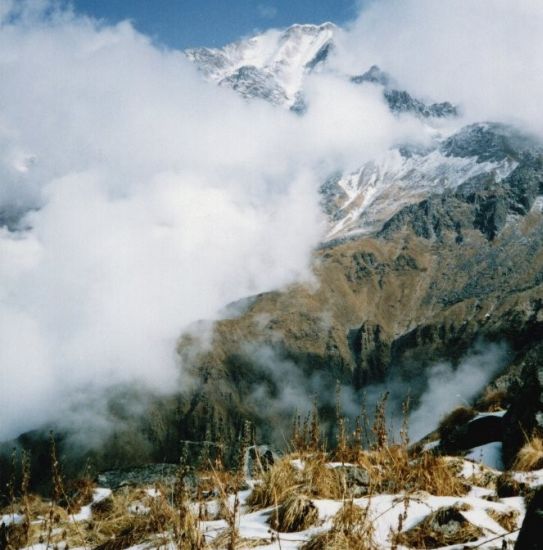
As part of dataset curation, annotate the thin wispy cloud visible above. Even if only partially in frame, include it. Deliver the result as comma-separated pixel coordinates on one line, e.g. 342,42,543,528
257,4,277,20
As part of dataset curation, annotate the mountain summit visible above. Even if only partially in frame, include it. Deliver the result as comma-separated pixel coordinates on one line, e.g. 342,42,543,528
186,23,336,107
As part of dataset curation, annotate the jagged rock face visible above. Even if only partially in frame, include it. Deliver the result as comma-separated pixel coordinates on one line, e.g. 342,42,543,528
323,123,540,241
169,124,543,449
185,24,457,121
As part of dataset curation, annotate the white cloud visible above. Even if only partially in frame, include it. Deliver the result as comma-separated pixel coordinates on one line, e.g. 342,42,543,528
333,0,543,134
0,1,419,441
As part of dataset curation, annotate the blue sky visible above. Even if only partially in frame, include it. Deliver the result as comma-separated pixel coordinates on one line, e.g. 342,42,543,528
72,0,359,49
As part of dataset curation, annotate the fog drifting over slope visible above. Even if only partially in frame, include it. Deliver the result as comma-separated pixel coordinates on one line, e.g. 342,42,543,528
0,1,421,440
0,0,539,442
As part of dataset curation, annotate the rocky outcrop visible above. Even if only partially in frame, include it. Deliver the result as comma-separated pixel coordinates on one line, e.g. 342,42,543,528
503,348,543,466
440,415,504,454
515,487,543,550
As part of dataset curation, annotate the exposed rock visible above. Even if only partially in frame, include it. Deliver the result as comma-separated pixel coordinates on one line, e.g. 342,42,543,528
396,505,483,548
503,348,543,467
440,415,504,454
246,445,277,478
334,465,371,497
496,473,530,498
515,486,543,549
96,464,179,490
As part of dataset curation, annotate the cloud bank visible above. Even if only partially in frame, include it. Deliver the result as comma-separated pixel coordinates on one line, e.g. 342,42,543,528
1,0,536,443
0,1,419,441
334,0,543,134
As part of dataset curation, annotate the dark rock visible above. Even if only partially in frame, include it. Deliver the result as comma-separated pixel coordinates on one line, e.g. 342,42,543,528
515,486,543,549
441,123,541,163
219,65,288,105
351,65,457,118
503,349,543,467
440,415,504,454
349,322,390,388
351,65,391,86
496,473,529,498
384,89,457,118
246,445,277,478
304,41,333,71
335,465,371,497
96,463,179,489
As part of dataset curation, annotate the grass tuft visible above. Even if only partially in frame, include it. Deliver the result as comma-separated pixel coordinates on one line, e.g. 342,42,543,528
512,436,543,471
269,493,318,532
394,504,483,549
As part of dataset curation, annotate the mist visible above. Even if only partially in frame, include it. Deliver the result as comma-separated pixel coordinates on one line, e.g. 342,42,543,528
408,342,509,441
334,0,543,135
0,0,532,445
0,1,424,442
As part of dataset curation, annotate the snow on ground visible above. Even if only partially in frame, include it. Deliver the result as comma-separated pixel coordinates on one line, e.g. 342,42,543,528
198,489,525,549
512,468,543,487
465,442,504,470
70,487,112,522
472,410,507,420
12,462,539,549
0,512,24,526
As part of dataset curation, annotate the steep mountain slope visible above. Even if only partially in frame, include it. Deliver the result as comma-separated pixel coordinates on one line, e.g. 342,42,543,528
174,122,543,460
2,23,543,494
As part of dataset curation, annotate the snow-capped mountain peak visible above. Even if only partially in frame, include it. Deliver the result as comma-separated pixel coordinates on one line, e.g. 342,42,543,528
185,22,336,106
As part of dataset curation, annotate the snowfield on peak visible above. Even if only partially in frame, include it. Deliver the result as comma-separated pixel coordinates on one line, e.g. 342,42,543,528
185,23,336,106
323,148,517,240
185,24,538,246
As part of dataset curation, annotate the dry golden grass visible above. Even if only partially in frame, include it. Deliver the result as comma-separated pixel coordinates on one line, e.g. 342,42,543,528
210,531,271,549
477,387,508,412
302,458,345,499
302,501,377,550
247,442,467,517
269,493,318,532
1,521,30,550
301,531,375,550
355,445,468,496
4,485,206,550
246,458,299,509
394,504,483,549
487,508,520,532
247,454,344,510
512,436,543,471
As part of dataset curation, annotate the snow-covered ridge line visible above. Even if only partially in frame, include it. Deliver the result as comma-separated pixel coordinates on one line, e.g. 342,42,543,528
324,150,517,240
185,22,336,106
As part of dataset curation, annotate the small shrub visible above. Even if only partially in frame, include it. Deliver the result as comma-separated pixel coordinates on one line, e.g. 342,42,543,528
513,436,543,471
394,504,483,549
487,508,520,532
247,455,344,510
246,458,299,509
302,501,377,550
269,494,318,532
355,446,468,496
477,387,508,412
